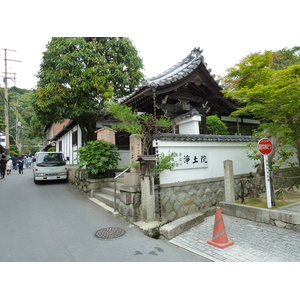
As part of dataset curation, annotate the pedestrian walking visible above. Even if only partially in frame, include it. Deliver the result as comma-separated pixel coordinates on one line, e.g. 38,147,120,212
17,157,24,174
6,157,13,175
0,154,8,179
25,156,30,169
12,155,18,170
27,156,32,168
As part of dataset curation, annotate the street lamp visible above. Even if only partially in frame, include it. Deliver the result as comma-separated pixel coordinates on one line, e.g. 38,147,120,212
136,155,156,176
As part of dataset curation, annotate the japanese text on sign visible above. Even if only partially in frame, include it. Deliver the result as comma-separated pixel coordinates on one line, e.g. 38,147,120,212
170,150,208,170
258,144,272,150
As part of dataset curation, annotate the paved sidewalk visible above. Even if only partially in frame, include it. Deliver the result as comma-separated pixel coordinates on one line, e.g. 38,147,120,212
170,214,300,262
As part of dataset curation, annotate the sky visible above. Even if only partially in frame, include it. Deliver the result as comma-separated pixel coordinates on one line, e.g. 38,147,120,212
1,0,299,91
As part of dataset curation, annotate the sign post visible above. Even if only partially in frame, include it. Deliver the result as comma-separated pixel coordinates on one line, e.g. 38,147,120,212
257,138,273,208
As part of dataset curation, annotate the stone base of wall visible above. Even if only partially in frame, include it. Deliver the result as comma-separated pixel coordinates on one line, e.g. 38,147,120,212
157,168,300,223
68,165,300,227
119,186,141,223
67,166,110,193
158,177,225,222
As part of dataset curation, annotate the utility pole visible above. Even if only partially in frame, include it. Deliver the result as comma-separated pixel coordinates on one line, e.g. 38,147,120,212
12,73,21,151
1,48,21,156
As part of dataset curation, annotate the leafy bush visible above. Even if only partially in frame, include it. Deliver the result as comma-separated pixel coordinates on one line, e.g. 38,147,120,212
76,140,120,178
206,115,229,135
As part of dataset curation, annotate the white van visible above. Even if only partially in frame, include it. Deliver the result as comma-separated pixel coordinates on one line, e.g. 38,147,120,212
32,152,68,184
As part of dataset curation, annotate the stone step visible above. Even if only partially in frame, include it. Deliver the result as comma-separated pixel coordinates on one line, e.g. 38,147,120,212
101,186,121,198
89,197,118,215
106,181,124,190
93,192,120,210
159,208,215,240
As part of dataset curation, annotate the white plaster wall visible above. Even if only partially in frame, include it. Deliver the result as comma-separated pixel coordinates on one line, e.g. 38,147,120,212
0,133,6,148
56,125,82,164
154,139,257,185
176,116,201,134
56,127,130,168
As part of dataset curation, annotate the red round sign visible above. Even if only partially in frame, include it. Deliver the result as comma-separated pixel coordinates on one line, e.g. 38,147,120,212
257,138,273,155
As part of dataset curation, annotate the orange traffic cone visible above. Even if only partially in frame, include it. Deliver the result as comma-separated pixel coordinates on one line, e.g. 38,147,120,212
207,206,234,249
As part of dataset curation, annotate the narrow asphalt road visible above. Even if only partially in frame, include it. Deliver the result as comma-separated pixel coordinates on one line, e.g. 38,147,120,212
0,166,210,262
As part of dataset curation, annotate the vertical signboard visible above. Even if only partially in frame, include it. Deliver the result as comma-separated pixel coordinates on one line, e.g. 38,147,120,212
258,138,273,208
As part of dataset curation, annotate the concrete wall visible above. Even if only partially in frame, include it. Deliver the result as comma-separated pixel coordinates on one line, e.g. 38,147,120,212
220,202,300,232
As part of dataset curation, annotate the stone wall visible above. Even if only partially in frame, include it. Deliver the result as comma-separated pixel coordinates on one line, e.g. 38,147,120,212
68,166,142,222
119,185,141,223
235,168,300,198
67,166,110,193
157,168,300,222
158,177,224,221
67,164,300,224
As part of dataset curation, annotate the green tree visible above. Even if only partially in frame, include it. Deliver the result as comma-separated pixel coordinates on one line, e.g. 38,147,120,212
105,100,172,155
223,47,300,204
9,144,20,157
29,115,45,140
9,88,35,141
206,115,229,135
33,37,144,143
223,47,300,153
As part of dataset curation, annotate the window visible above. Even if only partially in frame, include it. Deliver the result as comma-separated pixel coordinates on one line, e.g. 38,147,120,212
72,131,78,146
59,141,62,152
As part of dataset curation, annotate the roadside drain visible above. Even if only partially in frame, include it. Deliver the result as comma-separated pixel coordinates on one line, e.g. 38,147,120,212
94,227,126,239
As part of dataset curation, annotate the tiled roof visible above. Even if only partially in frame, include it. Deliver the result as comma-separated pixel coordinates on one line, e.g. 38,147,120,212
118,47,212,103
173,108,202,122
141,47,205,88
154,132,257,143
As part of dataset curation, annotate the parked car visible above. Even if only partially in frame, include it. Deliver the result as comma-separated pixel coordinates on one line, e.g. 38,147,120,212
32,152,68,184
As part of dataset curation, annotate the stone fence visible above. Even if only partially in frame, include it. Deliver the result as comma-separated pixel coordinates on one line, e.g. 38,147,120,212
158,167,300,222
67,166,112,193
67,163,300,224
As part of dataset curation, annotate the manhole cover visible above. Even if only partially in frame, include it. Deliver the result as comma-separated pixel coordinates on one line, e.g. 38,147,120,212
95,227,126,239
